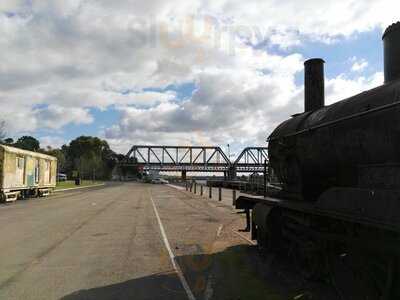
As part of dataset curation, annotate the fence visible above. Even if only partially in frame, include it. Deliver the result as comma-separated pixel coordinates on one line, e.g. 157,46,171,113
185,180,242,206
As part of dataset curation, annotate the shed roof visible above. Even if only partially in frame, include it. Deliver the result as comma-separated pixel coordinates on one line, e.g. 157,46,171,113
0,145,57,161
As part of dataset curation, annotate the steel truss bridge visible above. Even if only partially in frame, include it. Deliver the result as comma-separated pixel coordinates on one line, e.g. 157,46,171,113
123,145,268,175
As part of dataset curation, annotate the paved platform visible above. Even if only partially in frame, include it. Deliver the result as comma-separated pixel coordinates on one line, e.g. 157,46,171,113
0,182,338,300
0,183,250,300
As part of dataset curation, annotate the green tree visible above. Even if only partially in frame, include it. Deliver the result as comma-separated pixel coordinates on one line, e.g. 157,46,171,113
66,136,118,180
3,138,14,145
45,148,67,173
15,136,40,151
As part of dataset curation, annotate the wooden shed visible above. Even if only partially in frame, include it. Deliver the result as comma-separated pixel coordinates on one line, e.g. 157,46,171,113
0,145,57,202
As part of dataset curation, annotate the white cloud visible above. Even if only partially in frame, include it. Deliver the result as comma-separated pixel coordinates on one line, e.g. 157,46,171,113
325,72,383,105
351,58,369,72
106,70,384,153
0,0,394,153
39,136,66,149
35,106,94,130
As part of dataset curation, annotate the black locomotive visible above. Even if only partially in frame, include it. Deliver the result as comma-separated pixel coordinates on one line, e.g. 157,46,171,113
237,23,400,299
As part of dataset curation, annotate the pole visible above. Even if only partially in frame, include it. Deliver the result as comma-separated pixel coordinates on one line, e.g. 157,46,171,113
264,159,267,197
209,186,212,199
218,187,222,202
201,185,203,196
232,189,236,206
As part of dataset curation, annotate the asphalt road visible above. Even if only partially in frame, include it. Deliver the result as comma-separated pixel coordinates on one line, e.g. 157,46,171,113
0,182,248,300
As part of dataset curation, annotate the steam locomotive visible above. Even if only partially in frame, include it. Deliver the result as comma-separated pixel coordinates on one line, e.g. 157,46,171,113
236,23,400,299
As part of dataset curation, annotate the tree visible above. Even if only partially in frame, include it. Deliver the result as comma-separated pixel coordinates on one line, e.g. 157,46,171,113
44,148,67,173
3,138,14,145
14,136,40,151
66,136,118,180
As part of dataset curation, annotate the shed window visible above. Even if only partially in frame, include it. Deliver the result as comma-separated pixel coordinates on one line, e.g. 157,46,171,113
17,157,25,169
35,159,40,184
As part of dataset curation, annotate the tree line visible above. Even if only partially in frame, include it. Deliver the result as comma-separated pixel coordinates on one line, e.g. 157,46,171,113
1,135,123,180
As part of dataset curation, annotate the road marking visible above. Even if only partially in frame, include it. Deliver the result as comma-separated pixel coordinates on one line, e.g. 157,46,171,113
166,184,185,191
54,183,105,192
149,192,197,300
217,225,223,237
232,229,257,245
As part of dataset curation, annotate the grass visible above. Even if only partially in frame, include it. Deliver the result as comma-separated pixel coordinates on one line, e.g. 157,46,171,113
55,180,104,190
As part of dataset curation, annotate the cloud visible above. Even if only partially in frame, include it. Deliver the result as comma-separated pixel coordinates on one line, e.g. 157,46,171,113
39,136,66,149
104,51,305,150
34,105,94,130
351,57,369,72
325,72,383,105
106,70,383,153
0,0,394,153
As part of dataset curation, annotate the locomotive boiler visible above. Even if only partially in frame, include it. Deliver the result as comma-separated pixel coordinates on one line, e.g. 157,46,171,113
236,22,400,299
269,24,400,202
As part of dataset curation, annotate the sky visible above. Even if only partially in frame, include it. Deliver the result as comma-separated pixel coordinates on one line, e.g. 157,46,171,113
0,0,398,156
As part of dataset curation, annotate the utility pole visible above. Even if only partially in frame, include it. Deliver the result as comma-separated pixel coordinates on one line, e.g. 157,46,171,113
263,159,267,197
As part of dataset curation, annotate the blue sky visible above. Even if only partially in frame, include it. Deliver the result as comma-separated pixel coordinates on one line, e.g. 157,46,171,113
0,1,397,155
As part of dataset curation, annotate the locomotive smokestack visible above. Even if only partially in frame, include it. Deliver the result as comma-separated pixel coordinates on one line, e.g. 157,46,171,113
304,58,325,112
383,22,400,83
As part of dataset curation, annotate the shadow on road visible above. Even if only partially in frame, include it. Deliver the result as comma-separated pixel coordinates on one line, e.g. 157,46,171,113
60,271,188,300
60,245,338,300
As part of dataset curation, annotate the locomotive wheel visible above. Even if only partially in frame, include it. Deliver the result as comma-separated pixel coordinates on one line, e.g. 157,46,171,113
256,223,271,255
256,209,283,255
327,248,395,300
292,240,326,280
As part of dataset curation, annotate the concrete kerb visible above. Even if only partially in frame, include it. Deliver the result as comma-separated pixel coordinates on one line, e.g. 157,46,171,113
54,183,106,193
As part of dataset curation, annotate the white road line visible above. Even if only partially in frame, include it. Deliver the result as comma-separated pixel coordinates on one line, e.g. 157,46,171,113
54,183,105,192
149,192,197,300
166,184,186,191
217,225,223,237
232,229,257,245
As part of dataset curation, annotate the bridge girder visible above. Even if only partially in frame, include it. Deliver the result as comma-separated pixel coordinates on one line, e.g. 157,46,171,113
123,145,268,174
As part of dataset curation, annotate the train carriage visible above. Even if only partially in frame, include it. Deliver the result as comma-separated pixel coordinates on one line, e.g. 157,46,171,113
0,145,57,202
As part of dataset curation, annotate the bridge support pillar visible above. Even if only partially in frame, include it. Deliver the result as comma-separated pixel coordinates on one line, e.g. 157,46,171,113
228,166,237,180
181,170,187,181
